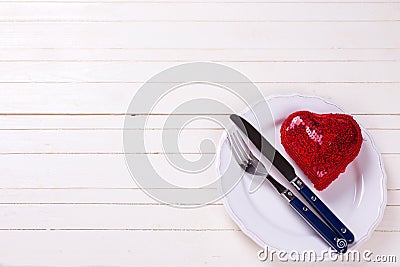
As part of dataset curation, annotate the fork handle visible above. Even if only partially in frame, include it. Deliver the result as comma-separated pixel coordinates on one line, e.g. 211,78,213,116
283,191,348,254
292,178,354,244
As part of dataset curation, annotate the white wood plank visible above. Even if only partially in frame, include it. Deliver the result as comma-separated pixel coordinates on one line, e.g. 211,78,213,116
0,115,127,130
0,3,399,21
0,128,396,153
1,22,399,49
0,153,220,189
0,230,263,267
0,188,398,205
0,83,399,114
355,115,400,129
0,204,395,231
369,130,400,154
2,48,399,61
0,230,396,267
0,154,396,189
0,204,237,230
0,129,222,153
374,207,400,232
0,114,397,130
8,0,400,3
388,190,400,206
381,154,400,190
0,188,221,204
0,62,399,82
0,154,135,188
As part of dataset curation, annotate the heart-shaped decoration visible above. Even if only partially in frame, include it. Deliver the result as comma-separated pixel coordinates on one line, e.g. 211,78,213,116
280,111,363,191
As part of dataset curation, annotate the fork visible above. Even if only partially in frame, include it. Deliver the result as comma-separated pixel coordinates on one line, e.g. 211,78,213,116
227,130,348,254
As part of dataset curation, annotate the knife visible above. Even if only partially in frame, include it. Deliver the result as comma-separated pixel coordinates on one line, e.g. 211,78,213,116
260,174,348,254
230,114,355,244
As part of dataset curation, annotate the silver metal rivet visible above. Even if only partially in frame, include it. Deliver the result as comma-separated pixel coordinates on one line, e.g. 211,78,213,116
341,228,347,234
288,192,293,196
303,207,308,211
311,196,316,201
297,180,302,185
334,237,338,241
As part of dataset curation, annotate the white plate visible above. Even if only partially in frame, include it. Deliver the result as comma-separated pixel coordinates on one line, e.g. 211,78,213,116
216,94,386,257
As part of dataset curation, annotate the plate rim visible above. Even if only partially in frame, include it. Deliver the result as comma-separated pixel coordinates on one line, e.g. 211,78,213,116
216,93,387,256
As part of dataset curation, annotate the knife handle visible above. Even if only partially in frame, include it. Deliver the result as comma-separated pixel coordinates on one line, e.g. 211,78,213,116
285,192,348,254
292,177,354,244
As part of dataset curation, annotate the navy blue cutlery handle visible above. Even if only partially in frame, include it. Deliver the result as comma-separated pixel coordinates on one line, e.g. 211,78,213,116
290,197,348,254
297,181,354,244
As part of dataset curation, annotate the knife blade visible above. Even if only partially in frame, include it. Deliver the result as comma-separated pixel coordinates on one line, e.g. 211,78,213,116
230,114,355,244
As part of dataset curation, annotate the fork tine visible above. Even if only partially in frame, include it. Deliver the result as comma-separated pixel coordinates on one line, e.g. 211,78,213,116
227,132,245,165
231,131,250,162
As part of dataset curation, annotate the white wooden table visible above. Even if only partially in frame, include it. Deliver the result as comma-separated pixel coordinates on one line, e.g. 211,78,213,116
0,1,399,266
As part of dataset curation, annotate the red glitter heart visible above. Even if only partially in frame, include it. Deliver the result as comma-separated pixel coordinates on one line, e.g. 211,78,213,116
280,111,363,191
